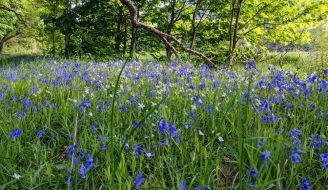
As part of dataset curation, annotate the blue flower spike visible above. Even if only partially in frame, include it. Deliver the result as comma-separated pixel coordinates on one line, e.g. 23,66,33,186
132,172,145,190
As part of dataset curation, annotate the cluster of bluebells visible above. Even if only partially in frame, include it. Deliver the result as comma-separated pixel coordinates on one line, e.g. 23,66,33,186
9,127,23,138
66,153,95,184
2,58,328,189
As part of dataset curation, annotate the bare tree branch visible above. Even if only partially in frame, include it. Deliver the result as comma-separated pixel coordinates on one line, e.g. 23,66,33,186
120,0,217,69
1,29,22,43
160,36,180,59
196,0,213,28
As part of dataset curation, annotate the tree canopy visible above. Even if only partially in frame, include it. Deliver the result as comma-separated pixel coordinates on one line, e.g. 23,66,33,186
0,0,327,66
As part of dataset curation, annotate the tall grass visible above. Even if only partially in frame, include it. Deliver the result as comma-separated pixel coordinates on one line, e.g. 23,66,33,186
0,56,327,189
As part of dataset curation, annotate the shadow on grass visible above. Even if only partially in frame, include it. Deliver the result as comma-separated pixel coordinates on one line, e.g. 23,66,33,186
0,54,45,68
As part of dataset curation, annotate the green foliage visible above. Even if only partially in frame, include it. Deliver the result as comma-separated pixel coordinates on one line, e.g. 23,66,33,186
1,0,328,64
310,24,328,77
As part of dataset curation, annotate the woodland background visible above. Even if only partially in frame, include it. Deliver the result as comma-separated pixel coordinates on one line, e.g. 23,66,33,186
1,0,328,67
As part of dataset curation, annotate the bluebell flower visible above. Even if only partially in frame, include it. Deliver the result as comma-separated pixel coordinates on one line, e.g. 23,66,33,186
98,105,103,115
246,167,259,179
80,107,84,114
294,139,302,146
10,96,16,102
101,142,106,150
123,88,128,95
321,162,328,170
70,133,73,138
5,104,9,110
99,135,106,141
185,123,191,129
68,144,78,157
104,101,110,110
79,151,85,159
200,83,206,91
67,167,71,175
198,99,205,105
291,128,302,139
80,163,86,179
177,180,187,190
257,139,265,148
205,106,212,115
134,145,143,158
118,105,128,112
150,90,155,98
133,120,139,128
84,153,94,171
160,138,168,146
66,176,71,184
187,75,191,83
37,130,45,137
44,100,48,108
51,103,56,108
321,153,328,162
168,120,179,138
292,153,302,163
260,150,271,167
324,69,328,75
122,137,126,143
189,85,196,90
190,111,195,118
174,134,181,144
73,157,78,165
293,147,306,154
276,128,284,135
92,121,97,134
132,172,146,190
159,119,168,134
300,176,311,190
125,144,129,150
9,127,23,138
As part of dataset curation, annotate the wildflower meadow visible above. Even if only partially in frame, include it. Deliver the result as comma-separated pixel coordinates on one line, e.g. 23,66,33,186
0,56,327,189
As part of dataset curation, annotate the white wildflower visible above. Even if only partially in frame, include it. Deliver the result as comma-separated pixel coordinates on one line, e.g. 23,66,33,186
199,130,204,135
218,136,224,142
13,173,21,179
138,103,145,109
89,112,93,117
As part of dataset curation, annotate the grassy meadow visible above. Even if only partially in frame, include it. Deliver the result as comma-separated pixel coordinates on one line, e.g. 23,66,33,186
0,54,327,190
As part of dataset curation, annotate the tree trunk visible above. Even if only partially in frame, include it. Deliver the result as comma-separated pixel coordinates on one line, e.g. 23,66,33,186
130,26,137,52
65,34,71,56
0,29,22,54
228,0,236,67
64,0,71,57
0,42,5,54
115,6,124,52
228,0,243,69
124,16,127,54
53,0,58,57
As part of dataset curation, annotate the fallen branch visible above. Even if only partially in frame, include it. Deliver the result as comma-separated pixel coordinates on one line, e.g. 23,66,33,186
119,0,217,69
